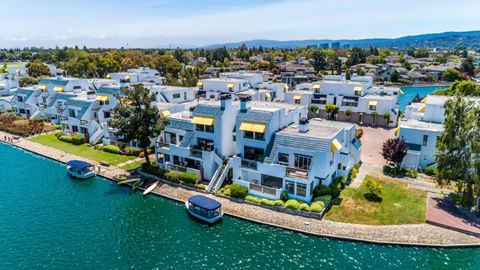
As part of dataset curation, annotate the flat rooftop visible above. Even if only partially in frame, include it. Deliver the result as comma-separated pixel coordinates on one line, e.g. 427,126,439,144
250,101,304,112
399,119,444,132
280,118,352,139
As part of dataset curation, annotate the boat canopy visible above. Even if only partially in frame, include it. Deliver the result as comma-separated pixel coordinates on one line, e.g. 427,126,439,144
188,195,221,210
67,160,93,170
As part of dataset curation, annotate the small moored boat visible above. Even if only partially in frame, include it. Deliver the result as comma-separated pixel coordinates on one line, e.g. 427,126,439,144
185,195,223,224
66,160,96,179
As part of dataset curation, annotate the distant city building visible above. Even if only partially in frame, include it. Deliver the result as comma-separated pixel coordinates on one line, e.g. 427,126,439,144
319,43,329,49
331,42,340,49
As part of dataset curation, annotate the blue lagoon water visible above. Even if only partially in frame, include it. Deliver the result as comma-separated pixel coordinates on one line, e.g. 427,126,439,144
0,142,479,269
399,85,449,112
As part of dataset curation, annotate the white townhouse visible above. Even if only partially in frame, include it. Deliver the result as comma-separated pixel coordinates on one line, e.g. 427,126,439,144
197,78,251,100
398,95,471,170
0,78,17,96
108,67,165,86
219,71,264,88
0,96,13,112
155,94,239,181
293,74,400,127
148,84,196,104
233,116,360,202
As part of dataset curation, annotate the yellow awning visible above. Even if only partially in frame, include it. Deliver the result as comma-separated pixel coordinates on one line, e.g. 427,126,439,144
38,85,48,91
192,116,215,126
53,86,64,92
421,97,427,103
399,89,404,95
96,95,110,102
354,86,362,91
124,75,131,80
196,81,204,87
265,93,271,98
161,110,171,117
239,122,266,133
395,127,401,134
368,100,378,106
294,95,301,100
331,139,343,151
313,84,321,90
227,83,234,88
418,105,426,113
283,84,289,91
106,74,111,79
0,82,5,88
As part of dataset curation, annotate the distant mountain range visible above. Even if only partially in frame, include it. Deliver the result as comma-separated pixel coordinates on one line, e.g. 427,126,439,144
205,30,480,49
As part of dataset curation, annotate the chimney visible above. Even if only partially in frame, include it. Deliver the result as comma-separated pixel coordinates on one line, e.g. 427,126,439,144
240,95,252,112
299,118,309,133
219,93,232,110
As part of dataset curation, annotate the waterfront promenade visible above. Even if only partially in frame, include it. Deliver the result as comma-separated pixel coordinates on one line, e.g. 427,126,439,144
1,131,479,247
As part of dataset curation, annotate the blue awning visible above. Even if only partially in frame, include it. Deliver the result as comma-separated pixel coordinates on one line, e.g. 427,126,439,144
188,195,221,210
67,160,93,170
351,138,362,150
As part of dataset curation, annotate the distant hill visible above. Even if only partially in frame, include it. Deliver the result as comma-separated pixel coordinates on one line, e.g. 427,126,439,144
205,30,480,49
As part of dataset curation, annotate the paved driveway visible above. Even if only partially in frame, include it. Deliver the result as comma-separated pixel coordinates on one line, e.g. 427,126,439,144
359,126,396,166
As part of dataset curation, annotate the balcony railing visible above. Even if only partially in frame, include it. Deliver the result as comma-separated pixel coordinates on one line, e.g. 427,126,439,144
286,167,309,179
241,159,257,170
190,148,203,158
250,183,279,196
156,141,170,149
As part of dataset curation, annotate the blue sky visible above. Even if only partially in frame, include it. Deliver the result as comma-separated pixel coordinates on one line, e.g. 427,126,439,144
2,0,479,48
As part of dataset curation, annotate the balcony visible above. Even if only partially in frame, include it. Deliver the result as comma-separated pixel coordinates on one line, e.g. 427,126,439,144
190,148,203,158
241,159,257,170
156,141,170,150
190,144,214,158
250,183,280,196
286,167,309,179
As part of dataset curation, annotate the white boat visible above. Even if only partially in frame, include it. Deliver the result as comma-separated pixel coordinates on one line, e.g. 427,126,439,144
66,160,96,179
185,195,223,224
143,181,159,195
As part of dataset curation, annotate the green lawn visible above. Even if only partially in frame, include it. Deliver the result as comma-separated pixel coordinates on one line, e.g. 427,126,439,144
30,133,136,166
5,62,27,68
325,176,426,225
121,160,145,171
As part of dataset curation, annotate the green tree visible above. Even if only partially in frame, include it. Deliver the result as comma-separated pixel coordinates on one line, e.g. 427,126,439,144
461,56,475,77
442,68,461,82
154,55,182,76
390,70,399,82
436,96,480,208
109,84,169,163
311,50,327,71
26,60,50,77
325,104,339,120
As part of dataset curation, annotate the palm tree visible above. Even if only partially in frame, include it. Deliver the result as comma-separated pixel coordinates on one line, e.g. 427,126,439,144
371,112,378,126
325,104,339,120
383,113,391,126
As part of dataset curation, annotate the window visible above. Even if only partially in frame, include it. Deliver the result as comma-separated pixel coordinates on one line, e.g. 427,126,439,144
297,183,307,197
184,92,187,100
172,93,181,99
422,135,428,147
310,182,315,196
262,175,283,189
285,181,295,195
73,85,81,90
369,104,377,111
19,108,25,114
68,109,76,118
72,125,79,133
196,124,214,133
330,150,335,165
354,90,362,96
278,153,289,164
294,154,312,170
17,96,24,102
244,131,265,141
80,127,88,134
244,146,264,161
42,97,47,104
294,99,301,104
244,131,254,139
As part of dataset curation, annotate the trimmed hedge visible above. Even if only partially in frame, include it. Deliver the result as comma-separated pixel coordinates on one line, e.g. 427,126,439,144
54,131,63,138
274,200,285,207
141,163,167,178
299,203,310,211
245,195,261,203
164,171,199,186
285,199,301,210
425,166,437,176
124,146,142,156
58,135,84,145
260,198,276,206
309,201,325,213
102,145,121,154
229,184,248,199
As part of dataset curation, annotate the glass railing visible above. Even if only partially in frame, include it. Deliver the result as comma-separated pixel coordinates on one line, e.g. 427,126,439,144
241,159,257,170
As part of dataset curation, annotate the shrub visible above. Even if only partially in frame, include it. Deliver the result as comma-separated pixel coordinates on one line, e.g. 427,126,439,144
54,130,63,138
223,188,231,196
165,171,183,183
285,199,301,210
71,135,85,145
383,165,407,177
53,124,62,130
280,191,289,202
299,203,310,211
347,164,360,183
425,166,437,176
245,195,261,203
260,199,276,206
364,179,383,202
273,200,285,207
229,184,248,199
405,169,418,178
329,176,345,197
141,163,166,178
313,195,331,205
181,172,199,186
309,201,325,213
313,184,331,197
58,135,73,144
194,183,206,190
124,146,142,156
103,144,121,154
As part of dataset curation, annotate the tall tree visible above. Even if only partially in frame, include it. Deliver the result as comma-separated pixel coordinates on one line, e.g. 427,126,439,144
382,137,408,167
26,60,50,77
436,96,480,208
109,84,168,163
